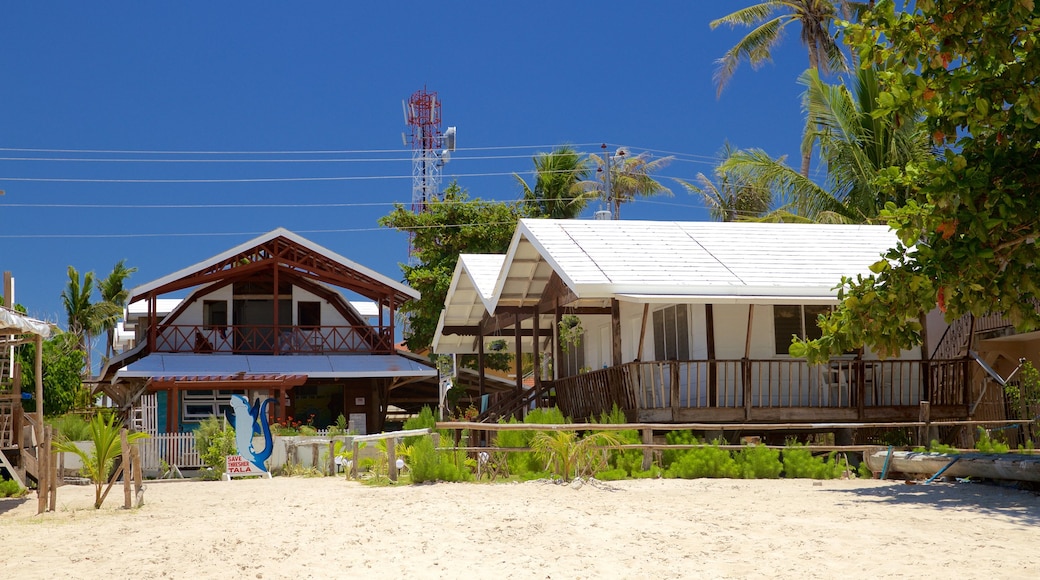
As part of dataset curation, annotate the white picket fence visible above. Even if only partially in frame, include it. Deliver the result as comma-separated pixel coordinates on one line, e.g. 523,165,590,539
139,432,202,471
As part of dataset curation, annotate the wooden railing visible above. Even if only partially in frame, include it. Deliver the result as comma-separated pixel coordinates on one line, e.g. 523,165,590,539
153,324,393,354
476,381,556,423
553,358,971,423
0,394,22,448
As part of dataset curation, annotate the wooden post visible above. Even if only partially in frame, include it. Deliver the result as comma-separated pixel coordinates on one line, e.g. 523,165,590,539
350,440,359,479
636,304,649,361
918,401,931,448
514,309,523,397
48,428,58,511
34,334,43,442
705,304,717,407
132,445,144,507
670,362,680,420
121,429,132,509
37,425,49,514
532,311,541,388
388,437,398,482
611,298,622,367
328,440,337,476
641,427,653,471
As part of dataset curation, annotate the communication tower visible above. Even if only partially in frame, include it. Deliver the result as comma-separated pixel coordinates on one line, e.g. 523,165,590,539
403,87,456,215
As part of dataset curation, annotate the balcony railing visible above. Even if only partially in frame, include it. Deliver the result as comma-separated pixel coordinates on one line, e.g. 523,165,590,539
153,324,394,355
553,358,971,423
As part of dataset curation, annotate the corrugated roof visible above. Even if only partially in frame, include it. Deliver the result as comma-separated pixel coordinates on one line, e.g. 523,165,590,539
117,353,437,380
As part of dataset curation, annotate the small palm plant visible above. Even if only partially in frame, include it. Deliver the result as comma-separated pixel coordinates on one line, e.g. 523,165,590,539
530,430,622,481
53,413,148,509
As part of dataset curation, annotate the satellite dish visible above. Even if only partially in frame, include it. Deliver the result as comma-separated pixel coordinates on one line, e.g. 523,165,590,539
443,126,456,152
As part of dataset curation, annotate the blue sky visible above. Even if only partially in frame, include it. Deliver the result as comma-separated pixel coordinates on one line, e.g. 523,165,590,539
2,2,817,328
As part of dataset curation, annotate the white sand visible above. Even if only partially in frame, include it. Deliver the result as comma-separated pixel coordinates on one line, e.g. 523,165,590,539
2,477,1039,579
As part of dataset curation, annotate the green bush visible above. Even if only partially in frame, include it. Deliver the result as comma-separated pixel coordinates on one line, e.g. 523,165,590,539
49,413,92,441
781,446,847,479
0,477,26,498
975,428,1011,453
408,436,473,483
194,416,237,474
496,406,569,478
665,439,739,479
735,444,782,479
403,406,439,445
593,404,643,477
662,430,698,468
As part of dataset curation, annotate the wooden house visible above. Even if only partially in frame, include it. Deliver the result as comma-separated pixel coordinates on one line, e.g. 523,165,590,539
97,228,442,437
433,219,976,439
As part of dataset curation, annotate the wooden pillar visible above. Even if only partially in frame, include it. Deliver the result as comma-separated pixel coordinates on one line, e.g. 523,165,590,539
636,304,649,361
387,296,395,353
743,305,754,420
170,386,180,432
532,311,541,387
149,294,157,351
279,388,288,422
34,334,43,440
514,310,522,396
553,302,562,380
477,331,486,398
611,299,622,367
705,304,717,407
164,389,174,433
273,263,280,355
121,429,132,509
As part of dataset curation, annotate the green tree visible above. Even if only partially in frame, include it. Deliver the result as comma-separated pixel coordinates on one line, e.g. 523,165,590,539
53,412,148,509
793,0,1040,362
585,147,674,220
515,146,592,219
678,142,772,221
378,181,523,352
61,266,120,375
16,332,86,416
720,66,930,224
97,259,137,360
530,430,621,481
711,0,852,176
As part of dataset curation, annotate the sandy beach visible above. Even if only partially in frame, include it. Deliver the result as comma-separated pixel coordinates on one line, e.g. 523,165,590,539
2,476,1038,579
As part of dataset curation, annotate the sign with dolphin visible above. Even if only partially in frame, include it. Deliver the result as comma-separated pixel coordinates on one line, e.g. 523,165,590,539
223,394,276,479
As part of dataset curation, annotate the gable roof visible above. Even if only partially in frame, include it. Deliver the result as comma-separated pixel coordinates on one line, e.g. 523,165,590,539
491,219,899,309
128,227,417,304
433,219,900,354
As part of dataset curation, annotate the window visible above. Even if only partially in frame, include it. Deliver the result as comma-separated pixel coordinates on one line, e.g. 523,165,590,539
298,301,321,329
653,305,690,361
181,389,243,422
773,305,830,355
203,300,227,329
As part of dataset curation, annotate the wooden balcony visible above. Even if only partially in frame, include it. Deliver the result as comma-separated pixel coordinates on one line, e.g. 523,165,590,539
153,324,394,355
553,358,971,424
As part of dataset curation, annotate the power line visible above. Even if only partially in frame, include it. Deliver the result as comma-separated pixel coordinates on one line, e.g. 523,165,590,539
0,142,604,155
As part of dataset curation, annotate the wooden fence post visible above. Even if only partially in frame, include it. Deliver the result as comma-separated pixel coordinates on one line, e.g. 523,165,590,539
641,427,653,471
917,401,931,448
121,429,132,509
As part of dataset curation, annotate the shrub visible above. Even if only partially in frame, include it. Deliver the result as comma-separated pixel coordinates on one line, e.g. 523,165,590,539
781,446,846,479
593,404,643,476
531,430,621,481
975,428,1010,453
403,406,439,445
53,413,148,509
735,444,782,479
49,413,92,441
662,430,697,468
409,436,473,483
195,416,237,474
497,406,569,478
0,477,26,498
665,439,739,479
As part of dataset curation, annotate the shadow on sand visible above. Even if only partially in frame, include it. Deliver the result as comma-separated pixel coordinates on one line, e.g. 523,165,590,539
822,480,1040,526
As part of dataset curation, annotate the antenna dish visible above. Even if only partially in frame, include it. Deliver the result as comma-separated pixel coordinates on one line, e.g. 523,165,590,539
443,126,456,152
439,150,451,164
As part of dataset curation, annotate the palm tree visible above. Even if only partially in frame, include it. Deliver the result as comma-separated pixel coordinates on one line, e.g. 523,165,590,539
514,146,592,219
678,142,773,221
54,412,148,509
711,0,851,176
61,266,121,376
97,259,137,360
530,430,621,481
585,147,674,220
719,66,930,223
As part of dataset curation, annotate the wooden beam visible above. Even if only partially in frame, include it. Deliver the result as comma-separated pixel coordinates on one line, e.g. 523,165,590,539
611,299,622,366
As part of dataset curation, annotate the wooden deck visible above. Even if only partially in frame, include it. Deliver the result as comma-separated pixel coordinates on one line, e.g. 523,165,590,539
553,358,971,424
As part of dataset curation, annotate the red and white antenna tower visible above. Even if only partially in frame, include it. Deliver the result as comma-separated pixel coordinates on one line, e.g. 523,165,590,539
403,87,456,216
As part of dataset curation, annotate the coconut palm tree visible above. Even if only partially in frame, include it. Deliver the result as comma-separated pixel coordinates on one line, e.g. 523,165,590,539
711,0,851,176
61,266,121,376
97,259,137,360
514,146,592,219
718,66,931,224
53,412,148,509
585,147,674,220
677,142,773,222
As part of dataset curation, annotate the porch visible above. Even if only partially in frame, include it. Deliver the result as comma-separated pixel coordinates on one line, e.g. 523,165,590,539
552,358,971,424
154,323,393,354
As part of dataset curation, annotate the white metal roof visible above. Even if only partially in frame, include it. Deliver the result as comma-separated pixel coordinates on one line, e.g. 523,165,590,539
117,353,437,380
433,219,901,354
128,228,417,303
493,219,899,308
0,307,53,338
